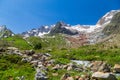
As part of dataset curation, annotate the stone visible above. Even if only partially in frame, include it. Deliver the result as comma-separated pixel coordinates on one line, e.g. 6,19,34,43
44,53,51,57
114,64,120,73
78,77,84,80
66,77,74,80
63,65,68,69
52,64,61,70
32,54,39,60
16,76,25,80
24,50,35,56
52,73,58,76
90,61,110,72
92,72,117,80
7,47,18,50
67,66,72,71
61,73,71,80
30,60,38,67
0,47,5,52
35,71,48,80
13,50,23,56
98,62,110,72
74,76,80,80
22,56,32,62
21,58,29,63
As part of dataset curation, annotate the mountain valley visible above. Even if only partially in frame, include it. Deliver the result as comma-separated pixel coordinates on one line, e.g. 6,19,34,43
0,10,120,80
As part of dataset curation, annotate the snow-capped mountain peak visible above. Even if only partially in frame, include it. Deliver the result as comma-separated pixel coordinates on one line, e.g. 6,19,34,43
0,25,14,38
96,10,120,27
22,26,51,38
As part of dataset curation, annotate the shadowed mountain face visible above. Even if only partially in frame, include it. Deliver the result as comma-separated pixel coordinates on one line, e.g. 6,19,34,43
49,22,78,35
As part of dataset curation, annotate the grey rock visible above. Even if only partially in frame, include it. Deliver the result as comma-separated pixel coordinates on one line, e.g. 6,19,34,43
92,72,117,80
35,71,48,80
114,64,120,73
24,50,35,56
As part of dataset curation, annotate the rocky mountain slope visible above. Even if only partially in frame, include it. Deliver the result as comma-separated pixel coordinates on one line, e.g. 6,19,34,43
103,12,120,35
86,10,120,44
22,25,51,38
0,25,14,38
99,12,120,48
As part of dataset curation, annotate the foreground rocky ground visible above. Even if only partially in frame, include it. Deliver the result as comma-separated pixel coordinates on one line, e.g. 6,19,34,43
1,47,120,80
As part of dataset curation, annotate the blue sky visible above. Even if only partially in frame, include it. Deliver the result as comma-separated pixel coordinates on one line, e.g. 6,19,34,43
0,0,120,33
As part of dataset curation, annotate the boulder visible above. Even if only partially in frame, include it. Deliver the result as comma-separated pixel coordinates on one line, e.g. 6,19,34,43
90,61,110,72
92,72,117,80
114,64,120,73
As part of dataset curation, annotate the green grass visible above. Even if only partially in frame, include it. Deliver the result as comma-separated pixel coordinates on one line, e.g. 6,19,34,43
49,44,120,65
0,54,35,80
2,35,32,50
1,34,120,79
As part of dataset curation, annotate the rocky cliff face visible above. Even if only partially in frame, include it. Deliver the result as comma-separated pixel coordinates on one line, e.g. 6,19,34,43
49,21,79,35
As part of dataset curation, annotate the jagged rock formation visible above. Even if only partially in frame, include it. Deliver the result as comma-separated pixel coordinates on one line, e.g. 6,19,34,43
22,26,51,38
49,21,78,35
0,25,14,38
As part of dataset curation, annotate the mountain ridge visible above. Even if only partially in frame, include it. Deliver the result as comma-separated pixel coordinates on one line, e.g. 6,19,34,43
0,9,120,47
20,10,120,38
